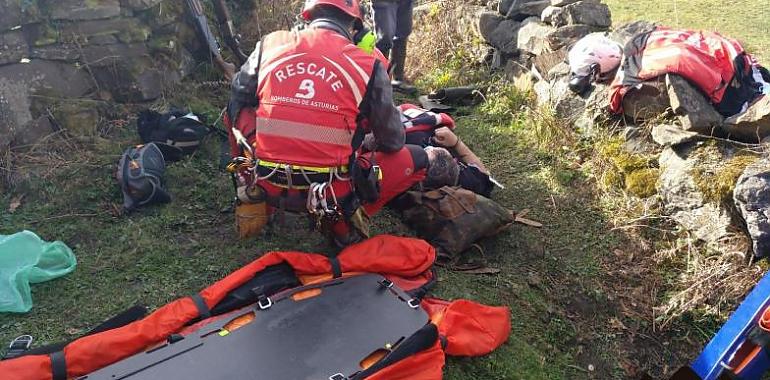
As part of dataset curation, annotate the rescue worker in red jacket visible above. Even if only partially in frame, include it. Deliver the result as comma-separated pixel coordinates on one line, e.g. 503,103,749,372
226,0,428,246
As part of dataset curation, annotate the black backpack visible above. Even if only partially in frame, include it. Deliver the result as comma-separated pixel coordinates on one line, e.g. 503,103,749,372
116,143,181,212
137,110,211,155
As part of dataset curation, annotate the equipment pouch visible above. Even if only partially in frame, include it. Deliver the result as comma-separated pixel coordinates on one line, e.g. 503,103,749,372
352,154,381,204
397,186,514,268
236,201,268,239
349,206,371,239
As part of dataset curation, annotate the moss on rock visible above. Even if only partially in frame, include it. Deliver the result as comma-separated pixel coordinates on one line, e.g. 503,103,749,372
595,137,659,196
56,102,100,136
31,22,59,46
598,138,650,174
691,148,760,205
116,22,151,43
625,168,661,198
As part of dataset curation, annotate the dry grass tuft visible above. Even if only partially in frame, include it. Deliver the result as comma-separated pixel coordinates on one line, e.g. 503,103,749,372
654,232,760,325
408,0,489,89
236,1,303,47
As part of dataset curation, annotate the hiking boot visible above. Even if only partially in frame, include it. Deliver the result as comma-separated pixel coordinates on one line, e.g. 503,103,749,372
332,230,364,248
390,39,417,94
391,79,417,94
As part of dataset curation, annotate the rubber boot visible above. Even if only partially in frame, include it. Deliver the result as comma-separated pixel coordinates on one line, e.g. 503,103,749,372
390,39,417,94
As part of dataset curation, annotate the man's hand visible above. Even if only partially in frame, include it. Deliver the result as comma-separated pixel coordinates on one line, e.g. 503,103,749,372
432,127,459,148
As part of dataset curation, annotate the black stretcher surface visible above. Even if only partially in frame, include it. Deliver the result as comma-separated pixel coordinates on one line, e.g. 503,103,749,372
80,274,429,380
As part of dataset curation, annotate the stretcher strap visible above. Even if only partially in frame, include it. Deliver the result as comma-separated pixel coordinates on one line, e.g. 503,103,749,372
352,324,439,379
190,294,211,320
50,351,67,380
328,256,342,279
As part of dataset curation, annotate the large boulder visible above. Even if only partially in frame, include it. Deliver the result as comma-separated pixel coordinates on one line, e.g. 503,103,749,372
0,30,27,66
533,73,609,126
574,83,611,132
498,0,515,14
92,56,175,102
0,0,22,31
480,13,521,54
479,11,506,41
622,125,656,155
734,155,770,258
547,61,570,81
611,20,656,46
120,0,164,11
540,6,563,25
49,101,102,136
666,74,724,134
723,95,770,143
658,142,735,244
58,18,151,45
500,0,552,21
30,42,150,66
502,52,533,78
532,48,567,78
517,17,556,56
548,76,587,120
621,78,671,121
534,80,552,106
0,61,94,145
652,124,701,147
551,0,581,5
49,0,122,21
9,116,57,149
545,24,592,51
552,0,611,28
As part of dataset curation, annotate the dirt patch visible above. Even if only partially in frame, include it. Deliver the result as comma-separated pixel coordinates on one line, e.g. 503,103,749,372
599,235,702,378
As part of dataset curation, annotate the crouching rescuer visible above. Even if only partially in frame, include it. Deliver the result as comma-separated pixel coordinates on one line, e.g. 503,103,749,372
224,0,427,246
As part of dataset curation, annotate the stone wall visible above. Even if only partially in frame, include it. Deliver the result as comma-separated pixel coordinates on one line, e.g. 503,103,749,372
478,0,611,78
0,0,198,147
470,0,770,256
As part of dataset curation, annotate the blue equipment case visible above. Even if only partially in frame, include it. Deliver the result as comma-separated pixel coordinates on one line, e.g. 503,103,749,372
690,270,770,379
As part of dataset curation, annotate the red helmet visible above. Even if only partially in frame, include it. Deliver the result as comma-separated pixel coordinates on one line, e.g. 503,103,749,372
301,0,362,21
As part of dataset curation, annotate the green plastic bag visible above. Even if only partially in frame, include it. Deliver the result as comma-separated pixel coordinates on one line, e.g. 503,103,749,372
0,231,77,313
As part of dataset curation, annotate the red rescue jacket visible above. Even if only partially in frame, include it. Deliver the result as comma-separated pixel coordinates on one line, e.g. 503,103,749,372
254,28,377,168
610,27,746,114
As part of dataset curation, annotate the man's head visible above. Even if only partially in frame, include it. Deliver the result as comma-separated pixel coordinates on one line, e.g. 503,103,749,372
423,146,460,189
302,0,362,29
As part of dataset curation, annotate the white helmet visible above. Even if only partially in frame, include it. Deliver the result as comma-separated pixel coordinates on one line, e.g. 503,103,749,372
568,33,623,78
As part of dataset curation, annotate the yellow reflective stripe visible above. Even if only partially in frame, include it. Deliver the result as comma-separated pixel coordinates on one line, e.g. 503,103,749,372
263,181,312,190
255,117,353,146
258,160,349,174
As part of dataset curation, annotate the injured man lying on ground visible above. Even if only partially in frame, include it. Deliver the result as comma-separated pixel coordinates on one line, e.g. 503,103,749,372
360,104,495,197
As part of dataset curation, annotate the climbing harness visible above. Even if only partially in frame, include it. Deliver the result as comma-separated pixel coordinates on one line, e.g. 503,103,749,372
306,182,343,230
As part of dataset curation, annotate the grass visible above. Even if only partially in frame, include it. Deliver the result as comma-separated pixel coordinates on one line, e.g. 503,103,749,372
0,81,639,378
604,0,770,63
2,1,769,379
